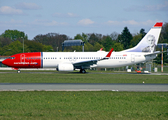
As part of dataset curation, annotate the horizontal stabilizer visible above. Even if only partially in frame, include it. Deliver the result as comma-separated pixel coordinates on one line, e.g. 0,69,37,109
144,51,161,56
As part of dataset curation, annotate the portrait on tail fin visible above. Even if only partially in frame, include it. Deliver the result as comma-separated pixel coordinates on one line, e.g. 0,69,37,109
122,22,162,53
142,35,156,52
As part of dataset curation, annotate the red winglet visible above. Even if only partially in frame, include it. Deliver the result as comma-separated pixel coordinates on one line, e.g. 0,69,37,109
154,22,163,27
100,48,103,51
106,48,114,58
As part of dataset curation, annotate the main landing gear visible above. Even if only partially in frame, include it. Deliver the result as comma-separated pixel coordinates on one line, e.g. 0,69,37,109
80,69,86,73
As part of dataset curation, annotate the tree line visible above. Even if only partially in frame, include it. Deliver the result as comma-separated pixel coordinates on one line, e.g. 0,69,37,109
0,23,168,64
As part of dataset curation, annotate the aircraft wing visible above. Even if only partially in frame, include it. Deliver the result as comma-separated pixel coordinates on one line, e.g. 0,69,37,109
73,48,113,69
73,60,98,69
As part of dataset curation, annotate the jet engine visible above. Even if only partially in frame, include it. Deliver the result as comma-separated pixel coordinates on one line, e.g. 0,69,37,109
57,63,74,71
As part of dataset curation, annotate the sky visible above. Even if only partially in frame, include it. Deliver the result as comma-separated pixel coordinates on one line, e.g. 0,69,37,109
0,0,168,40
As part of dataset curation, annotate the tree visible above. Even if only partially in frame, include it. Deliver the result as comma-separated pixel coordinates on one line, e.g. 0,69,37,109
84,42,94,51
1,30,28,41
0,30,28,49
112,43,123,51
139,28,146,38
159,22,168,43
43,45,54,52
93,42,104,51
82,33,88,43
33,33,69,51
74,33,88,43
24,40,44,52
24,40,53,52
71,46,82,52
0,37,12,48
1,40,30,56
74,34,83,40
110,32,119,40
154,23,168,64
154,52,168,64
101,36,113,51
117,27,133,49
88,33,102,45
129,33,142,48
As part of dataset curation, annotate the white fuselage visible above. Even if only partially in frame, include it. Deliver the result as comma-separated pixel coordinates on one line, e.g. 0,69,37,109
42,51,156,68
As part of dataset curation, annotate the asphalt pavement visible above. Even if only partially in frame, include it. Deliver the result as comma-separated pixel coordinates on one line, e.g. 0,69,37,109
0,83,168,92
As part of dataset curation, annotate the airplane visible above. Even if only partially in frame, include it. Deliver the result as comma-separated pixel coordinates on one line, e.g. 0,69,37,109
2,22,163,73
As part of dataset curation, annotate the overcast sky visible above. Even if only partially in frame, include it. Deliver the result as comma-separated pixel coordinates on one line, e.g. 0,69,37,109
0,0,167,39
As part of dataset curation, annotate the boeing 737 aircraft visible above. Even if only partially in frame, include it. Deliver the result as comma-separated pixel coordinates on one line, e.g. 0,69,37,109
2,22,163,73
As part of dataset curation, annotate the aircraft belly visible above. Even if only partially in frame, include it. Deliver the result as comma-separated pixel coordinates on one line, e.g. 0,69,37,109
97,60,127,68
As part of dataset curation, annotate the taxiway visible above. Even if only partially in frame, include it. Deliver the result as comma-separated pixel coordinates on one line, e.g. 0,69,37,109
0,83,168,92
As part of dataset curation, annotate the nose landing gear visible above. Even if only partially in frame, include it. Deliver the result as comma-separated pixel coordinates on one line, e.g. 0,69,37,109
17,70,21,73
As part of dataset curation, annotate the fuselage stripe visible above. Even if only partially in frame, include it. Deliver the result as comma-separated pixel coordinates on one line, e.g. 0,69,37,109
41,52,43,68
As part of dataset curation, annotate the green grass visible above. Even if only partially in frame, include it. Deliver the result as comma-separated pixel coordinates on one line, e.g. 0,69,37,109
0,71,168,83
0,91,167,120
0,72,168,119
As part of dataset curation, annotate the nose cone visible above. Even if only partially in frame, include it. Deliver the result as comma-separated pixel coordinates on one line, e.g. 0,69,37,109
2,59,8,66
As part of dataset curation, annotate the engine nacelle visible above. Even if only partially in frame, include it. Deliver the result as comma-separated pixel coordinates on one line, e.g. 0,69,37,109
57,64,74,71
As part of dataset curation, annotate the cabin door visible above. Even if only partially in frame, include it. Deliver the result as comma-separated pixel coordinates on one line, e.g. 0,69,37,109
131,54,135,63
20,54,25,63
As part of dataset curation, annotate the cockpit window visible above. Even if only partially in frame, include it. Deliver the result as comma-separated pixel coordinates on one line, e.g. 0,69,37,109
8,57,15,59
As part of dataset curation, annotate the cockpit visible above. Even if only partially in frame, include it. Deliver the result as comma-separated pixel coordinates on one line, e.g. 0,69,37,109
8,57,15,59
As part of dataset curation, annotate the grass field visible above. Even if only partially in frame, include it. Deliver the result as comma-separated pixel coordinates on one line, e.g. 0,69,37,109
0,91,168,120
0,71,168,119
0,71,168,83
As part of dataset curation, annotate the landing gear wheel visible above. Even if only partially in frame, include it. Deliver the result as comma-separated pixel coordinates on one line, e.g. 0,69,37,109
80,69,86,73
17,70,21,73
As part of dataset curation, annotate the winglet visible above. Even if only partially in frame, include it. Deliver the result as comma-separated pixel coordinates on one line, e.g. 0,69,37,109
99,48,103,51
98,48,113,61
106,48,114,58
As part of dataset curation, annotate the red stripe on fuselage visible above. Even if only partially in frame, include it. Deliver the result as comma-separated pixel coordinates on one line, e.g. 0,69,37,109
4,52,41,68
